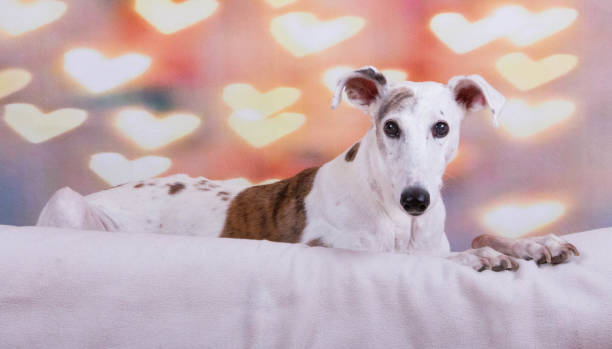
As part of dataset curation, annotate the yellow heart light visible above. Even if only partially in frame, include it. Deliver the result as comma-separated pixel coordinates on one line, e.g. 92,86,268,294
3,103,87,143
430,5,577,54
63,48,152,94
114,108,202,150
222,83,300,116
0,0,66,37
134,0,218,35
323,66,407,92
270,12,365,57
89,152,172,186
480,200,566,238
228,109,305,148
265,0,297,8
0,68,32,99
496,53,578,91
500,99,575,139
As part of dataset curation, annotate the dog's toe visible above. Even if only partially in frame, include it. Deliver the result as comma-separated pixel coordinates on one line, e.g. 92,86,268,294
449,247,518,272
516,234,578,266
551,250,571,264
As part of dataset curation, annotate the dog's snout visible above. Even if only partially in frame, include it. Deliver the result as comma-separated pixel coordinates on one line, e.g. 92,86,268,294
400,187,430,216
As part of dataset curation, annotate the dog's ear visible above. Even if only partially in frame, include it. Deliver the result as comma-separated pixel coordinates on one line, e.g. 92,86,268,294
331,66,387,113
447,75,505,126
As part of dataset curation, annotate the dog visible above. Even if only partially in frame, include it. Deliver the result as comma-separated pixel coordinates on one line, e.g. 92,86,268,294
37,66,579,272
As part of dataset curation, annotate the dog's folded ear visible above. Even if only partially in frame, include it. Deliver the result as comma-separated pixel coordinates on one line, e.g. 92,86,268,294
332,66,387,113
447,75,505,126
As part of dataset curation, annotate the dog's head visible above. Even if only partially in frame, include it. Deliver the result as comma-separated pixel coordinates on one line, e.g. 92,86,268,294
332,66,504,217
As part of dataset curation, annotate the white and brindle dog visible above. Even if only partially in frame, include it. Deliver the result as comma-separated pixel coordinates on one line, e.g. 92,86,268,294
37,66,579,272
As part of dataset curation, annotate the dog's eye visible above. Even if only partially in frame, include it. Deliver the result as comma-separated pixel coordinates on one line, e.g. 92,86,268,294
383,120,400,138
432,121,449,138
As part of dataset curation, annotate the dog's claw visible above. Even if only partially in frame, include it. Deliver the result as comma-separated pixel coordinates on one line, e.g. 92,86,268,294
567,243,580,256
478,258,491,272
448,248,518,272
510,258,519,271
543,247,552,264
536,256,547,265
511,234,577,266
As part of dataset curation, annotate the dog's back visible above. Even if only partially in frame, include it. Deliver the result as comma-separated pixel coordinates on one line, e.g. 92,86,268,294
38,174,251,236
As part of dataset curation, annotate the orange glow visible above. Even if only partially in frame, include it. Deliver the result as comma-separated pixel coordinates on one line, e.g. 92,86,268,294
270,12,365,57
3,103,87,144
496,53,578,91
480,199,566,238
63,48,152,94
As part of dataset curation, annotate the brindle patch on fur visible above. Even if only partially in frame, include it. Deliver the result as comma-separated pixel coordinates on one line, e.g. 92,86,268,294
306,238,330,248
377,87,414,122
167,182,185,195
221,167,319,243
345,142,360,162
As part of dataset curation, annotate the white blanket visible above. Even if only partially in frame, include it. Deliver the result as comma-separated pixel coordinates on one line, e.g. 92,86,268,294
0,225,611,348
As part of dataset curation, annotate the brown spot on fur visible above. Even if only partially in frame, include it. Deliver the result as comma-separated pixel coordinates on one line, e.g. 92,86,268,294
134,183,144,188
167,182,185,195
221,197,229,201
345,142,360,162
306,238,330,248
355,67,387,85
221,167,319,243
377,87,414,121
199,188,210,191
217,191,229,196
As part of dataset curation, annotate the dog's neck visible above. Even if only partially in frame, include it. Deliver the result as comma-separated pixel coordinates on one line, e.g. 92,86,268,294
305,129,450,253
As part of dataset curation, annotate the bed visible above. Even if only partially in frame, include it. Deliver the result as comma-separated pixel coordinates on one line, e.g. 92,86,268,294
0,224,611,348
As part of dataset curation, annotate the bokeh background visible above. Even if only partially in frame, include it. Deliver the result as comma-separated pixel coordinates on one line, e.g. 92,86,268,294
1,0,610,250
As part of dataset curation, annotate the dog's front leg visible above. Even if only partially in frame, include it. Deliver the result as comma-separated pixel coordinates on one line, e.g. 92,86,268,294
471,234,579,265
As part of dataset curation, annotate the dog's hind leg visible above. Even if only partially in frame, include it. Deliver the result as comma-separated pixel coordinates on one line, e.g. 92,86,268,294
36,187,119,231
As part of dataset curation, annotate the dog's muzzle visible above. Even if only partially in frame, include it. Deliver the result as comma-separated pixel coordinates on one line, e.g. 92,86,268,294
400,187,430,216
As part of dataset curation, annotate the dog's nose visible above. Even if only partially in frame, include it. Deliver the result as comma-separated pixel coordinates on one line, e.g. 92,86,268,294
400,187,430,216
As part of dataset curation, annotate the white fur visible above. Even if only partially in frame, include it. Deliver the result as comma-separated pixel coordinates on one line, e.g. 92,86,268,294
37,67,578,272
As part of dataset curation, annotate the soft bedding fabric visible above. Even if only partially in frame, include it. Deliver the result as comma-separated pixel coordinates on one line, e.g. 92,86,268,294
0,225,610,348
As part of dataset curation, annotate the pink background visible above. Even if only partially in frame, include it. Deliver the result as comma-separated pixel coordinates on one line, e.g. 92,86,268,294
1,0,610,250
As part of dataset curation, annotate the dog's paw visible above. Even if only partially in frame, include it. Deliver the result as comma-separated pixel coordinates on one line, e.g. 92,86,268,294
511,234,579,265
448,247,519,272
